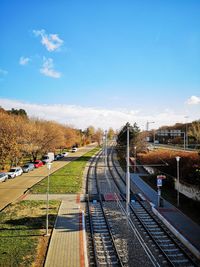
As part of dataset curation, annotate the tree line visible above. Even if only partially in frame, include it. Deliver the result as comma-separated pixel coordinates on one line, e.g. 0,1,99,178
0,107,115,169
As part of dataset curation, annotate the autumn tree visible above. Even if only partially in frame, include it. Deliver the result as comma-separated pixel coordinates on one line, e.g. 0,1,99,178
107,127,115,140
22,119,66,161
93,128,104,145
188,120,200,144
0,111,27,168
84,126,95,144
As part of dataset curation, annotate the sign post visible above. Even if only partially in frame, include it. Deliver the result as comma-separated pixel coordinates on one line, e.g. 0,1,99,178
157,175,166,207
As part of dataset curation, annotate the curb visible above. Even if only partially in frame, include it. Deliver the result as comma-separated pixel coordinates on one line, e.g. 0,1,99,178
152,206,200,260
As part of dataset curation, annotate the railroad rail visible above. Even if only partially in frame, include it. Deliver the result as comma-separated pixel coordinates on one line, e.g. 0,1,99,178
86,152,124,267
85,145,199,266
108,145,200,267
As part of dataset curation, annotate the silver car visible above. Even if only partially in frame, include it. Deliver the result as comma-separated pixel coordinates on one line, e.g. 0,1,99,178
0,172,8,182
22,163,35,173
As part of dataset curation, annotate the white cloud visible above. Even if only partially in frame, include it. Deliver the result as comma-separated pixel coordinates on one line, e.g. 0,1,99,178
186,95,200,105
19,56,30,65
0,98,198,130
40,57,61,78
0,69,8,75
33,29,63,52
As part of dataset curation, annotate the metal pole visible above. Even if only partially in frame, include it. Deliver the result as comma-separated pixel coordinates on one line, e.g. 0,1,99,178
134,146,137,173
105,130,107,166
176,157,181,207
186,123,188,149
45,163,51,236
126,125,130,216
157,187,161,207
183,132,186,150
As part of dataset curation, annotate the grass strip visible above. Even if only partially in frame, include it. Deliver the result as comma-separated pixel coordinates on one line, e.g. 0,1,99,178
31,147,100,194
0,200,60,267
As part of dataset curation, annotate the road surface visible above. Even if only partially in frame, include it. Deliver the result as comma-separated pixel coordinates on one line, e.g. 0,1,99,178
0,143,97,210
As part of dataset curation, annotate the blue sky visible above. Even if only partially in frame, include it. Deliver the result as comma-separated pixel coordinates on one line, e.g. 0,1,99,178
0,0,200,129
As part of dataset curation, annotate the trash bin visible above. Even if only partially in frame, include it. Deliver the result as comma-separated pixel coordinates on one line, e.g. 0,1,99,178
160,198,164,207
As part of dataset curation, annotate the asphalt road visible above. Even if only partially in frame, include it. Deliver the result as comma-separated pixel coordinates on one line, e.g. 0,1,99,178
0,143,97,211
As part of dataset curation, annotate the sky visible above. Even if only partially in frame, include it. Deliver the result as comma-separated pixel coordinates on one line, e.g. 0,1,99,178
0,0,200,130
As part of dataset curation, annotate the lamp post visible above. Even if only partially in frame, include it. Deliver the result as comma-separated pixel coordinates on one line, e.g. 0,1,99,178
45,162,52,236
176,156,181,207
105,130,107,165
184,116,189,149
146,121,155,143
126,123,130,216
134,146,137,173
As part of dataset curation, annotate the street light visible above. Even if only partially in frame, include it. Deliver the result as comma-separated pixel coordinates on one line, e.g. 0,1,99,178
134,146,137,173
175,156,181,207
45,162,52,236
126,123,130,216
146,121,155,143
184,116,189,149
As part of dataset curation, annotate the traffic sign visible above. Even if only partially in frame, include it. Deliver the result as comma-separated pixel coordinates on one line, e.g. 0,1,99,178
157,178,162,187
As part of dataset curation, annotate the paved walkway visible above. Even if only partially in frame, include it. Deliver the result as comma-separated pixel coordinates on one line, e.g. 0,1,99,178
25,194,86,267
44,195,85,267
131,173,200,257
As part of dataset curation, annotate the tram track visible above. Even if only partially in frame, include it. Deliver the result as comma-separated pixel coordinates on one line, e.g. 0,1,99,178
85,144,199,266
108,145,199,267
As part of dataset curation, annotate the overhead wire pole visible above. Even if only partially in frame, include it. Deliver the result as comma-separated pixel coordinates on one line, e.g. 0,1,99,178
126,123,130,216
104,130,108,179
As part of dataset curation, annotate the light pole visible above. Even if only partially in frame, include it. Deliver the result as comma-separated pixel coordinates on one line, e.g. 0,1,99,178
134,146,137,173
126,123,130,216
184,116,189,149
176,156,181,207
105,130,107,166
45,162,52,236
146,121,155,143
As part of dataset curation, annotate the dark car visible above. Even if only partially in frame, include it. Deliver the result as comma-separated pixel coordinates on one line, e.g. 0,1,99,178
54,154,64,160
0,172,8,182
22,163,35,173
33,160,43,168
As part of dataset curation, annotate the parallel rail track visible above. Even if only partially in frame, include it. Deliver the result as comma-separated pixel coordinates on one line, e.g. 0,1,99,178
108,145,199,267
85,145,199,266
86,152,123,267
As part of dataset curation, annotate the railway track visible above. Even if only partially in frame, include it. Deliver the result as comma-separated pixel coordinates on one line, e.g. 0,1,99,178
86,152,124,267
85,146,199,266
108,145,200,267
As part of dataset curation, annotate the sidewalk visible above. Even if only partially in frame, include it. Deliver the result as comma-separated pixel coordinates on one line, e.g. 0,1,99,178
44,194,85,267
131,173,200,259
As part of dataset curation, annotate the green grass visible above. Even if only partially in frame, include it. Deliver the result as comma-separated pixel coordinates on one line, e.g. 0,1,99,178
31,147,100,194
0,200,60,267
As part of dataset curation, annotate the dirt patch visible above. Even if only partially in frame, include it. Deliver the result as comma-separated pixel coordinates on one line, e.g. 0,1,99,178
32,234,51,267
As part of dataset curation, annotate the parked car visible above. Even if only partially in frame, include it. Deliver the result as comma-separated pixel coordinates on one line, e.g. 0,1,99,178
22,163,35,173
62,152,68,157
33,160,43,168
7,167,23,178
71,147,78,152
0,172,8,182
54,154,64,160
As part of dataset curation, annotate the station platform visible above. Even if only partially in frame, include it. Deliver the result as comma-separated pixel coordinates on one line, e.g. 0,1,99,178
131,173,200,260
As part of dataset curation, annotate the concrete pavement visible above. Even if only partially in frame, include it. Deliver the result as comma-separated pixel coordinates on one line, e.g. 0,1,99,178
131,173,200,260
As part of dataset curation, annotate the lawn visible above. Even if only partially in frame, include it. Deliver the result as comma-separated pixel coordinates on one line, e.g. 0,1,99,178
0,200,60,267
31,147,100,194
